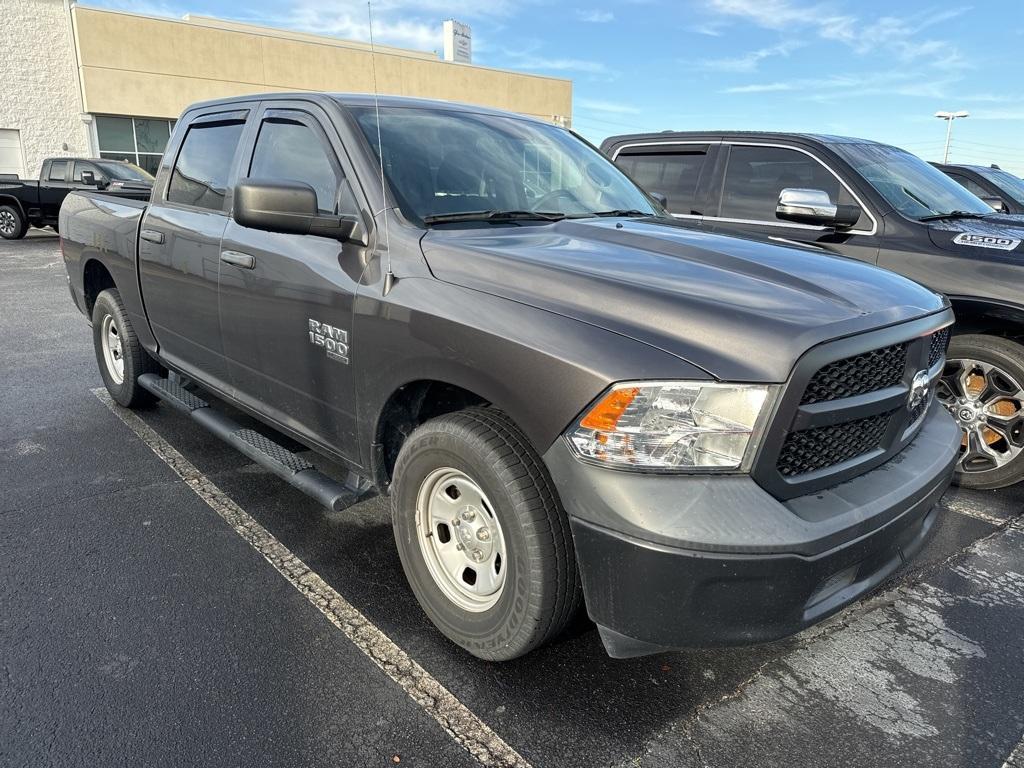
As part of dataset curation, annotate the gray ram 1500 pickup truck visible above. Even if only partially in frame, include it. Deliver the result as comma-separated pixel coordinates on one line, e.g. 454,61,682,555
60,94,960,660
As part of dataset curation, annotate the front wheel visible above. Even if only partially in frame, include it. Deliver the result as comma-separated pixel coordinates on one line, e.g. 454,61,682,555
0,205,27,240
391,407,581,661
937,334,1024,489
92,288,162,408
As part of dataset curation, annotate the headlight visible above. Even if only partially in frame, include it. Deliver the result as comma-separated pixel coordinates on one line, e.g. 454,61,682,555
566,381,775,471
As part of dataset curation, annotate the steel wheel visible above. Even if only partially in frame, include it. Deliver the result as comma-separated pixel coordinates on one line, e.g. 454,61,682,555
937,358,1024,474
415,467,507,613
100,313,125,385
0,208,16,237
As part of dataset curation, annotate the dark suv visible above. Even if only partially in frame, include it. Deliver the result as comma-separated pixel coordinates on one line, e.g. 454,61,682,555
602,131,1024,489
932,162,1024,215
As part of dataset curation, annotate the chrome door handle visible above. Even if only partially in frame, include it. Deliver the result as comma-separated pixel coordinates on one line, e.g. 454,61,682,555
140,229,164,244
220,250,255,269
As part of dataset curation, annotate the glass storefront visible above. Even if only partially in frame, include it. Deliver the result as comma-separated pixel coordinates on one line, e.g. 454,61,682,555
95,115,175,175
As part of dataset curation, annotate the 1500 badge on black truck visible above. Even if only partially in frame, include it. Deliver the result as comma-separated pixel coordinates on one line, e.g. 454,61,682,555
60,94,960,660
602,131,1024,489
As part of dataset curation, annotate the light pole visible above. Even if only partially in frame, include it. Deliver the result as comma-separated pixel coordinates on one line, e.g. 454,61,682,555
935,110,969,163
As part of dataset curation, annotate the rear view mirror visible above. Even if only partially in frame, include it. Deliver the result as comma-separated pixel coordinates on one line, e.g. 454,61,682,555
981,196,1008,214
776,188,861,229
234,179,360,241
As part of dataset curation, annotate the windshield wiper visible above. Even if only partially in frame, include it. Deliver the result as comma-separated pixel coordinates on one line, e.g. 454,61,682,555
422,210,567,225
589,209,654,218
919,210,990,222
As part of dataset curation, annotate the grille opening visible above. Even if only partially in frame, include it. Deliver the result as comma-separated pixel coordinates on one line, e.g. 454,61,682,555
929,328,950,368
800,343,908,405
777,412,892,477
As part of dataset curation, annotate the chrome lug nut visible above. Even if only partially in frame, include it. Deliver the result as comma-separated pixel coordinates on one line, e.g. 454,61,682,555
461,508,477,522
476,528,491,542
470,549,485,563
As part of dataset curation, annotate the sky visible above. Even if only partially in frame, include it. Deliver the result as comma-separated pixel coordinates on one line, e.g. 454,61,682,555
85,0,1024,175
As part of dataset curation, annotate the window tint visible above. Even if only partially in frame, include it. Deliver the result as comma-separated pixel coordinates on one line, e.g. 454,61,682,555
48,160,68,182
249,118,343,214
167,120,244,210
72,162,100,183
616,149,707,215
720,146,840,222
949,173,989,198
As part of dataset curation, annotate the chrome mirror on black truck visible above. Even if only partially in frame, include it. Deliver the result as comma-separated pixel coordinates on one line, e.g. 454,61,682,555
776,187,861,229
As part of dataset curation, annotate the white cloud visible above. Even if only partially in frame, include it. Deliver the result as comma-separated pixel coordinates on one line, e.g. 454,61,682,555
576,98,640,114
698,40,800,72
724,82,795,93
577,9,614,23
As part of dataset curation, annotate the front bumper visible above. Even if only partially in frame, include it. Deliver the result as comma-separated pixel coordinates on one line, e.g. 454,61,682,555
543,403,960,658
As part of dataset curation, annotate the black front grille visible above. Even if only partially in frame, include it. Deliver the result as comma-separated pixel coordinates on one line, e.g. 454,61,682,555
776,412,892,477
800,343,907,404
928,328,950,368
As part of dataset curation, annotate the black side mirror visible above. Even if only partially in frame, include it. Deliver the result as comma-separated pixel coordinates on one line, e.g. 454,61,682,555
81,171,105,188
649,192,669,209
981,196,1008,214
234,179,360,241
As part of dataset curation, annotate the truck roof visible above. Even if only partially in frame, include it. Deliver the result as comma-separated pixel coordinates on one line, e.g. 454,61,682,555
602,130,891,147
182,92,550,124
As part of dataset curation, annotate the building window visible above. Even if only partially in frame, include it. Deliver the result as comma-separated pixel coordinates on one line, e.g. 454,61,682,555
96,115,175,175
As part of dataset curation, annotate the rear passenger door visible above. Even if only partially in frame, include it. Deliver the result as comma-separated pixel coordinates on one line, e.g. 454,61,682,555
218,101,368,461
40,159,72,221
611,142,718,226
138,106,252,392
707,143,882,265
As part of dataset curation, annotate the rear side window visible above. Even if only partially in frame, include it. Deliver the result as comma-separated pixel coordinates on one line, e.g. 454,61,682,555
167,120,244,211
48,161,68,182
248,117,346,215
615,147,708,215
720,145,841,222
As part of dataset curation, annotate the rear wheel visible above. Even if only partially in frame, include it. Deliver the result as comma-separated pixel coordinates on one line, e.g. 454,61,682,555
937,334,1024,489
92,288,162,408
391,407,581,660
0,205,27,240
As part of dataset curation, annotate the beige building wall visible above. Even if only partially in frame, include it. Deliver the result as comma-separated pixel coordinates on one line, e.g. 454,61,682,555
0,0,89,178
71,7,572,125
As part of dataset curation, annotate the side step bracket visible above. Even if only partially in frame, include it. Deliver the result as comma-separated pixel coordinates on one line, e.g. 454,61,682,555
137,373,374,512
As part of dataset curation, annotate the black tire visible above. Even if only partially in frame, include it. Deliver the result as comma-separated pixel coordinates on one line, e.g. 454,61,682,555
0,204,27,240
92,288,162,408
941,334,1024,490
391,407,582,661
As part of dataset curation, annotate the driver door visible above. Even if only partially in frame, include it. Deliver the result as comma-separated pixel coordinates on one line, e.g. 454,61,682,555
708,143,883,265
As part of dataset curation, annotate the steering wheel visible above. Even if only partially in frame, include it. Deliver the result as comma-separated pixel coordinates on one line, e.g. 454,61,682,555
532,188,582,212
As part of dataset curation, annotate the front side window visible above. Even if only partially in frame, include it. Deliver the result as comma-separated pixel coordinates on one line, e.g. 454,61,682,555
249,118,344,215
948,173,989,199
349,105,657,223
615,148,708,216
975,167,1024,206
48,160,68,182
720,145,840,222
831,142,991,220
94,161,154,182
167,120,244,211
72,162,100,183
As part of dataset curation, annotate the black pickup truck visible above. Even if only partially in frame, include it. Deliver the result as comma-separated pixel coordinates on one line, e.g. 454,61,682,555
0,157,152,239
602,131,1024,489
932,162,1024,215
60,94,959,660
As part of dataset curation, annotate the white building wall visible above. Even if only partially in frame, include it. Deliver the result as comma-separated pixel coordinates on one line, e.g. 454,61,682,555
0,0,89,179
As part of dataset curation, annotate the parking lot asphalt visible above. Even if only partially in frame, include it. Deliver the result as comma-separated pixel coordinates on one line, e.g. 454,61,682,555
2,232,1023,768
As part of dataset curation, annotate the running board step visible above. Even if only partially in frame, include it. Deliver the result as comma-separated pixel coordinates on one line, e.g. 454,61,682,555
138,373,374,512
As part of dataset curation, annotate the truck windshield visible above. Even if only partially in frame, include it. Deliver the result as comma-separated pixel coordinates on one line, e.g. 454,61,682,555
94,161,155,182
831,142,992,220
975,167,1024,206
349,105,658,224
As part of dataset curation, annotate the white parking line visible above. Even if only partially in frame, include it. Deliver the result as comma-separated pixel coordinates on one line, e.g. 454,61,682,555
93,389,531,768
1003,736,1024,768
944,496,1008,527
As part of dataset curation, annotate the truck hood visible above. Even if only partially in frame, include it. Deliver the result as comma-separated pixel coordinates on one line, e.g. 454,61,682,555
926,214,1024,256
420,218,947,382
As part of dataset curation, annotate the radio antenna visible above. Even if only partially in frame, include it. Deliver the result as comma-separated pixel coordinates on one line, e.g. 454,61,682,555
367,1,395,295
